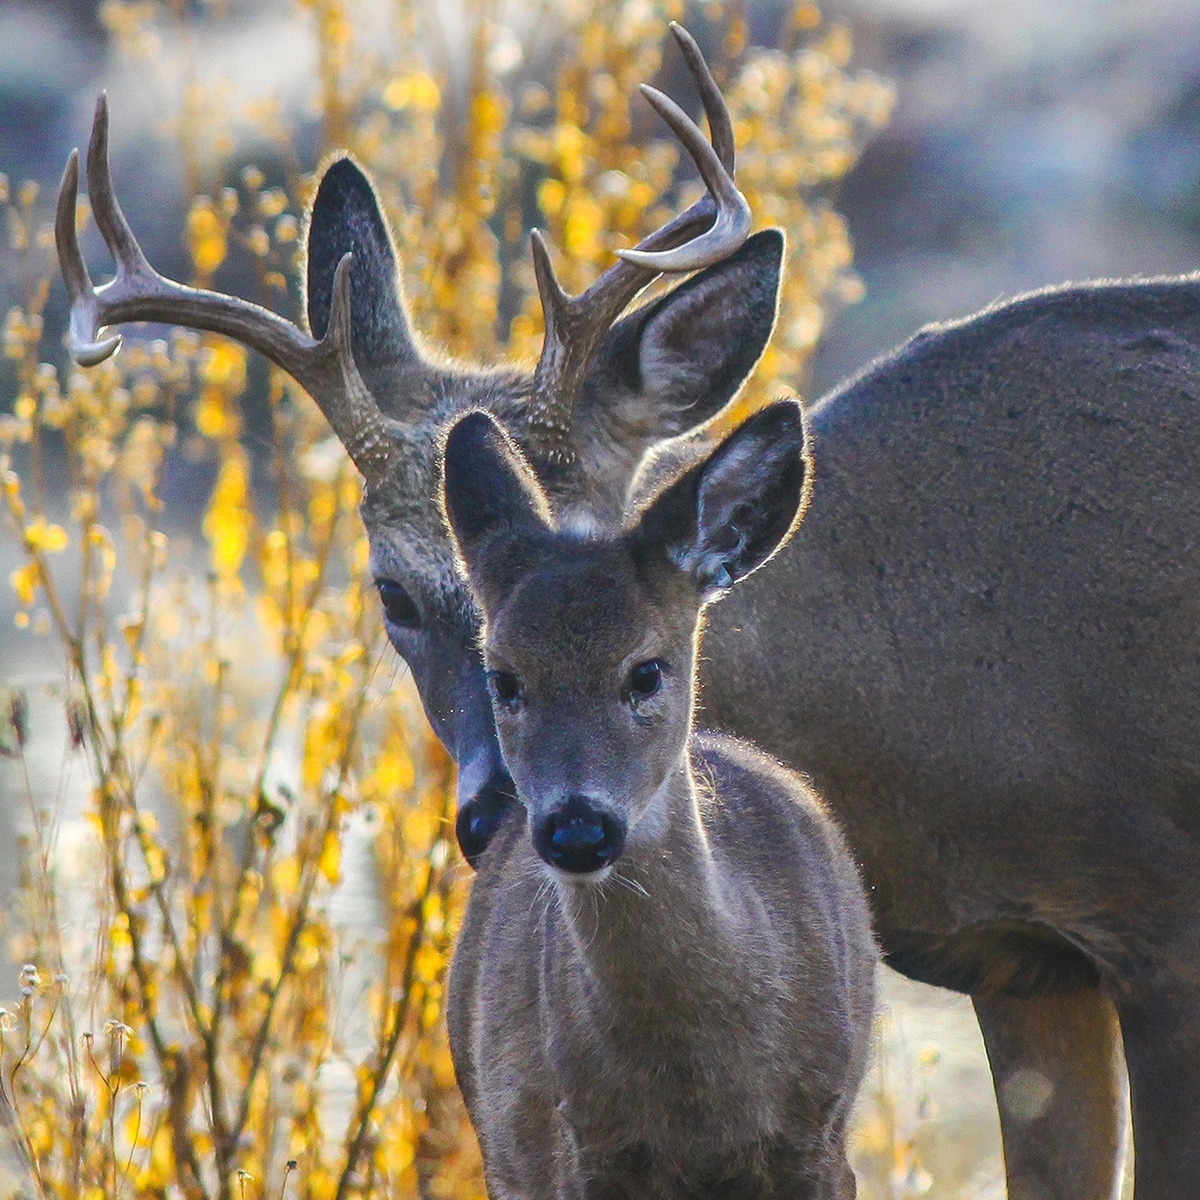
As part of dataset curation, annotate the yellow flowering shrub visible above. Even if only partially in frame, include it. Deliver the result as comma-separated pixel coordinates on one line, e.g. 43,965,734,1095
0,3,891,1198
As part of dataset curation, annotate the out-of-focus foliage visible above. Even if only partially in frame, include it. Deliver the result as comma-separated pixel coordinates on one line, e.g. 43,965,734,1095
0,2,891,1198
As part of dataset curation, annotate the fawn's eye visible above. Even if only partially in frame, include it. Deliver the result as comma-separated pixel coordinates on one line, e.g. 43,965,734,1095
376,579,420,628
628,659,663,701
489,671,522,709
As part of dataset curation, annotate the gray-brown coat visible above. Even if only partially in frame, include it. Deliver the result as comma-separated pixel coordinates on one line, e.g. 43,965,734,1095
441,404,876,1200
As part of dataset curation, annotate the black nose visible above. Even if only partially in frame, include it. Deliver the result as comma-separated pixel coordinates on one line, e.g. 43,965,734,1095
533,795,626,874
456,776,517,868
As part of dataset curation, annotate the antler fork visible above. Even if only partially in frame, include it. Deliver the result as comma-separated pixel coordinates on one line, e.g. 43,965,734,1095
55,95,401,487
525,22,753,467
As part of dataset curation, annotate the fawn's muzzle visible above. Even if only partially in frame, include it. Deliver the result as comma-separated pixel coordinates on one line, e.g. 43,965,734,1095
534,795,627,874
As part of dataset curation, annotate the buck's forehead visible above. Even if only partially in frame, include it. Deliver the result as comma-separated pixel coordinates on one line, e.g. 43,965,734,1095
368,524,455,584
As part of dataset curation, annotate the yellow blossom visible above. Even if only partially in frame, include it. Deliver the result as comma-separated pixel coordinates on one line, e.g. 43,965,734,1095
384,70,441,112
473,90,507,135
22,517,68,553
9,561,39,605
187,196,227,275
195,388,228,437
199,339,247,390
317,829,342,884
202,448,251,578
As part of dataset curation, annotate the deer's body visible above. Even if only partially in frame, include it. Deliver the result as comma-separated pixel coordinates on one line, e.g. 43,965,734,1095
450,732,873,1200
693,277,1200,1194
705,275,1200,979
442,406,875,1200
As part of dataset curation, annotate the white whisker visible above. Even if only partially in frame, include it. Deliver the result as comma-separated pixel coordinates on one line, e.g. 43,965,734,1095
612,870,650,900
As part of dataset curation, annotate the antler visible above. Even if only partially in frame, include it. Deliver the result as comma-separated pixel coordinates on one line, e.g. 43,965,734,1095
525,22,752,467
55,94,401,487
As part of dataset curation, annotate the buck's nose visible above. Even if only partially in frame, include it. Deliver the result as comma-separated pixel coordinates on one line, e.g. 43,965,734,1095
456,771,517,868
533,795,626,874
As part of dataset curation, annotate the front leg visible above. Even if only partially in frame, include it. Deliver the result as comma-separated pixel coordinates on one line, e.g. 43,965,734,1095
1120,981,1200,1200
974,988,1127,1200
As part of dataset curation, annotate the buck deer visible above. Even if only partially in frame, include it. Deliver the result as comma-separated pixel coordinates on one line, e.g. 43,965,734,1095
57,22,1200,1198
440,399,876,1200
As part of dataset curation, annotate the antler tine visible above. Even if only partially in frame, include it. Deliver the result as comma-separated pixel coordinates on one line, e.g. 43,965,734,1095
320,253,403,485
529,229,571,362
56,94,401,488
616,83,749,272
525,24,751,467
668,22,735,174
86,94,154,280
56,145,122,366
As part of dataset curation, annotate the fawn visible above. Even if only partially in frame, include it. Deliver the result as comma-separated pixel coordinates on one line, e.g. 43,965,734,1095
441,400,876,1200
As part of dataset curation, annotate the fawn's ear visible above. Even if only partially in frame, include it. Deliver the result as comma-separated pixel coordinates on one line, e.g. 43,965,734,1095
634,399,809,596
442,411,555,609
579,229,784,448
306,157,418,372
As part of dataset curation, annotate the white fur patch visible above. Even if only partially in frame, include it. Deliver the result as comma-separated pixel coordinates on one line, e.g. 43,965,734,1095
557,508,600,539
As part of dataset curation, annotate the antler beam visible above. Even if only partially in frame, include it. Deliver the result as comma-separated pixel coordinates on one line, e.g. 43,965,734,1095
55,94,400,487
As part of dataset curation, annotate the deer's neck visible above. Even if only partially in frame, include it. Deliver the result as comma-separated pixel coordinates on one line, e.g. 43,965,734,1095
548,759,741,1020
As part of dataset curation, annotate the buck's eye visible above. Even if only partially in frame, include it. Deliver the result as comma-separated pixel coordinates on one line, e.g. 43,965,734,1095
627,659,663,701
376,579,420,628
489,670,523,709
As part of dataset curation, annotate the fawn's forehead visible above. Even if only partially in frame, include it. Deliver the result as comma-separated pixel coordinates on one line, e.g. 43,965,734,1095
487,542,686,671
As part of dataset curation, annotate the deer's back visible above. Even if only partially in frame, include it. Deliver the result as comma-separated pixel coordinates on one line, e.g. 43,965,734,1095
700,275,1200,992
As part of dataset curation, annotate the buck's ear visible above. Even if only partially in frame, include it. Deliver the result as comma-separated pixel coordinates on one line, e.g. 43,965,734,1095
442,411,554,602
634,399,809,595
306,157,417,370
580,229,784,448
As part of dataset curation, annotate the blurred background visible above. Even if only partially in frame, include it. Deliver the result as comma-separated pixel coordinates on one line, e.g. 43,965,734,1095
811,0,1200,394
6,0,1200,392
4,0,1196,1195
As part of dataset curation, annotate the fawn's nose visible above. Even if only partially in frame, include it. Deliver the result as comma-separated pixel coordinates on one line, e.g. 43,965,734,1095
533,795,626,874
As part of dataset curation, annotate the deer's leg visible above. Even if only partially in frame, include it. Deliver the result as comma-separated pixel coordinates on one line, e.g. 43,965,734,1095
1120,983,1200,1199
973,988,1127,1200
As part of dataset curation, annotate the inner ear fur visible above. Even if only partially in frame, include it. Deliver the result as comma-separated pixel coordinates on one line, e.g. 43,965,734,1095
441,411,555,608
576,229,785,450
633,399,810,595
